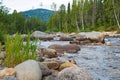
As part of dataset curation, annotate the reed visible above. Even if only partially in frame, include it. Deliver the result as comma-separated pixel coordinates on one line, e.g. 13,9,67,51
2,33,37,67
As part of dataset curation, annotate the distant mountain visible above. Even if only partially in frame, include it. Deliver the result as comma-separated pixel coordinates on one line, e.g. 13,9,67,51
22,8,54,22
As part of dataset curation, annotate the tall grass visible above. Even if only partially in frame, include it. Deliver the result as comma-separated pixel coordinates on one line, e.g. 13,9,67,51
2,33,37,67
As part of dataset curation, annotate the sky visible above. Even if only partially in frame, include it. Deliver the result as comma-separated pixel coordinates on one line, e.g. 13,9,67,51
3,0,72,13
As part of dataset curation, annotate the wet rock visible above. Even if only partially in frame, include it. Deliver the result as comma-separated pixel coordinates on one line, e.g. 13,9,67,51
51,69,59,77
38,62,52,76
69,59,76,64
48,44,80,53
41,61,59,70
40,48,57,58
14,60,42,80
43,75,56,80
57,66,93,80
59,62,77,71
0,76,18,80
0,68,16,79
60,36,73,41
105,42,111,46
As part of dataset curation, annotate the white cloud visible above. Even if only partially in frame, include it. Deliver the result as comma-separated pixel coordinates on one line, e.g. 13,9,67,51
3,0,72,13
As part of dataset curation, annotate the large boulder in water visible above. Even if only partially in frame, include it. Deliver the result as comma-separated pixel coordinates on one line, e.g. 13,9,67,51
48,44,80,53
14,60,42,80
31,31,53,40
78,32,105,43
57,66,93,80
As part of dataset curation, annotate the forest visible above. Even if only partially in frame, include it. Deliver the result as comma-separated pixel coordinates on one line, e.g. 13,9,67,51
0,0,120,34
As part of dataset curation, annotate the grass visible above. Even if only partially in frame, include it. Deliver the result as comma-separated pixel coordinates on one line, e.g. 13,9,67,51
2,33,37,67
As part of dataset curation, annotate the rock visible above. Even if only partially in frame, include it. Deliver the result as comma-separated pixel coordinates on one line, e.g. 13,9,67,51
14,60,42,80
31,31,47,38
59,62,77,71
51,70,59,77
60,36,73,41
43,75,56,80
38,62,52,76
0,51,6,59
48,44,80,53
0,68,16,79
31,31,53,41
57,66,93,80
69,59,76,64
0,60,2,65
41,61,59,70
40,48,57,58
78,32,105,43
106,42,111,46
1,76,18,80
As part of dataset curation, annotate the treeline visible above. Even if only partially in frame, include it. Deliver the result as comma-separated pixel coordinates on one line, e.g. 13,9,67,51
0,0,120,34
0,2,46,34
47,0,120,33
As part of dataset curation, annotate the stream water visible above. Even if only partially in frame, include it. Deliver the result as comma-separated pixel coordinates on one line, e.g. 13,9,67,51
40,38,120,80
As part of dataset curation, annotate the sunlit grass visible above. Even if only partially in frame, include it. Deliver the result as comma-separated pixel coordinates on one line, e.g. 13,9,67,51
2,33,37,67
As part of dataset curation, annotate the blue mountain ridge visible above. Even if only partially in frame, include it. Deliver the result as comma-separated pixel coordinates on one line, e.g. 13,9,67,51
22,8,54,22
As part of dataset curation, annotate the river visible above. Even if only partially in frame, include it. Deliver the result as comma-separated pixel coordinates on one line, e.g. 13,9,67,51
40,38,120,80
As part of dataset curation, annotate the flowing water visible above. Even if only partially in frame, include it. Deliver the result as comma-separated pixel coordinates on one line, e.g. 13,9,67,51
40,38,120,80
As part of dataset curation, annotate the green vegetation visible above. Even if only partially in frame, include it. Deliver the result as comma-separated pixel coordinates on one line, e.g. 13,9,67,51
47,0,120,33
0,0,120,34
2,33,37,67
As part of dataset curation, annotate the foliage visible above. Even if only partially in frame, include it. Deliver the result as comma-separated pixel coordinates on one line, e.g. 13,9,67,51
47,0,120,32
2,33,37,67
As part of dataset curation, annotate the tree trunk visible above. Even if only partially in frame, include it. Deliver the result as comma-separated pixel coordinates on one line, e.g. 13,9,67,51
112,0,120,29
92,0,97,27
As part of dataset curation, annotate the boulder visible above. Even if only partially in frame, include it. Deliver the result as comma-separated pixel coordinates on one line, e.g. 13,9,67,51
14,60,42,80
31,31,53,41
57,66,93,80
59,62,77,71
38,62,52,76
48,44,80,53
0,68,16,79
41,61,59,70
78,32,105,43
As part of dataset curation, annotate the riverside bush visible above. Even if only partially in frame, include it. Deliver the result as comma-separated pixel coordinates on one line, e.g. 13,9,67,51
2,33,37,67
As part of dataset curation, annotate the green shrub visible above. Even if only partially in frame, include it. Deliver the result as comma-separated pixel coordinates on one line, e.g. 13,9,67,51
2,33,37,67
